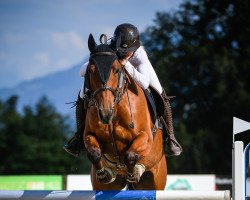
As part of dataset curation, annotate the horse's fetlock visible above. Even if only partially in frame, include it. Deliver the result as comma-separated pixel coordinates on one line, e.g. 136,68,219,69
126,163,145,183
134,163,146,177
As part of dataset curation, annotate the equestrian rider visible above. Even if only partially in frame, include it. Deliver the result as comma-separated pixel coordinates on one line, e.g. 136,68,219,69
63,23,182,157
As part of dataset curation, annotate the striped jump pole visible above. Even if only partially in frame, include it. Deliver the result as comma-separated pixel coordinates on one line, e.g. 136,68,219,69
0,190,231,200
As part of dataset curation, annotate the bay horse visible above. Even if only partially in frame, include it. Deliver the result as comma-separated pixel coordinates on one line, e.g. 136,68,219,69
84,34,167,190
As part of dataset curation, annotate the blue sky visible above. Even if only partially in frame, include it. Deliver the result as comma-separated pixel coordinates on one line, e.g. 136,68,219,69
0,0,183,88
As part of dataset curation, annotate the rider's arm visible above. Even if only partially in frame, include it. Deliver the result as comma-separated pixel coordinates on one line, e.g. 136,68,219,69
124,46,154,90
80,61,89,77
125,62,150,90
126,46,163,94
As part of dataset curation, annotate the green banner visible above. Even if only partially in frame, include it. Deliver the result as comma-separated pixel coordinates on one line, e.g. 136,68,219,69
0,175,63,190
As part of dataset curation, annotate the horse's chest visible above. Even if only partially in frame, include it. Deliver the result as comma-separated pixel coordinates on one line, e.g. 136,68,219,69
95,125,133,151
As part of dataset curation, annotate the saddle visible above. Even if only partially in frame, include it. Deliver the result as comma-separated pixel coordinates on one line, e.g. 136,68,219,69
143,87,165,136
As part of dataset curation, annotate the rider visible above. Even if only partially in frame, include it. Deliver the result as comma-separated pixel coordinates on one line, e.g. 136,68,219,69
63,23,182,157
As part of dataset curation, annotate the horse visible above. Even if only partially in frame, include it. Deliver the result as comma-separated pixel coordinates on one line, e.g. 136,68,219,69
83,34,167,190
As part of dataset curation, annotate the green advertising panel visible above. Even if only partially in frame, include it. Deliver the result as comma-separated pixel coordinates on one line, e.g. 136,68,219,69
0,175,63,190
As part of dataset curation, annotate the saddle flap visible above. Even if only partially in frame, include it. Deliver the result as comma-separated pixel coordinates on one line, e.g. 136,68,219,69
143,87,165,121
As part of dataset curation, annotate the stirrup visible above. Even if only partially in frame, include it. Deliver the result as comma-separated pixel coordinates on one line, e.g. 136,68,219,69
63,132,85,157
63,144,81,157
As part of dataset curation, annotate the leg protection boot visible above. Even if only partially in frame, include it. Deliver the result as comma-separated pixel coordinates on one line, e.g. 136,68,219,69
161,90,183,156
63,95,86,157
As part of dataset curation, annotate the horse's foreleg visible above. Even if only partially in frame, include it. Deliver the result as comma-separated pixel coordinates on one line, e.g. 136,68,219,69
85,133,116,184
125,131,152,183
85,134,102,169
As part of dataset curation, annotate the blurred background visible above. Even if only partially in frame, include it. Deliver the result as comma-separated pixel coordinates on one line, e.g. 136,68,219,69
0,0,249,191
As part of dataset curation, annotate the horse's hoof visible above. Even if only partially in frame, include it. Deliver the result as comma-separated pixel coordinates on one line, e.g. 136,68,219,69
126,172,138,183
96,167,116,184
126,163,145,183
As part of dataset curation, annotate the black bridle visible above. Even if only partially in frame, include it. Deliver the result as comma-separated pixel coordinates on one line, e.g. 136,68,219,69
87,51,128,115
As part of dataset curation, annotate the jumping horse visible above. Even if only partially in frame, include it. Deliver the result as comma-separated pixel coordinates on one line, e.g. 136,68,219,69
83,34,167,190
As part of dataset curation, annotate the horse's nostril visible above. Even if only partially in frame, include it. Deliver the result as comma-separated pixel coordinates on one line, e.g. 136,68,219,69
98,109,114,124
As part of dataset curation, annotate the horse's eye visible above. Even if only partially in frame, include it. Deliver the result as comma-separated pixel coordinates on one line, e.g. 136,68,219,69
114,67,120,74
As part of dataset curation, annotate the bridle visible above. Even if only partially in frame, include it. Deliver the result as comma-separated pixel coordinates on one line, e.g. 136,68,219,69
87,51,128,116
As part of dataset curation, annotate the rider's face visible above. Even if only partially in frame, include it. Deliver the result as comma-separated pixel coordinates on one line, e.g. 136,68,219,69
125,51,134,59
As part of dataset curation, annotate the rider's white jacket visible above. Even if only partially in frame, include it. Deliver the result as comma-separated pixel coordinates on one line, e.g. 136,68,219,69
80,46,163,97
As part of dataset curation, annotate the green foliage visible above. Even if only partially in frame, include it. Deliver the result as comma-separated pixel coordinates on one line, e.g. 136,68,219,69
142,0,250,174
1,0,249,175
0,96,91,175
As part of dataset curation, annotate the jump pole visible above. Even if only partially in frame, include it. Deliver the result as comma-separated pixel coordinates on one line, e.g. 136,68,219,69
232,117,250,200
0,190,231,200
232,141,244,200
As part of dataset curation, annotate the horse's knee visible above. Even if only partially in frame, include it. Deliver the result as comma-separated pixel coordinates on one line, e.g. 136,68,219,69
125,151,140,167
87,147,101,164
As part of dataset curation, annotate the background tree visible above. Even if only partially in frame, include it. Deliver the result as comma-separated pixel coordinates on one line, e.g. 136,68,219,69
1,0,249,175
0,96,91,175
142,0,250,174
0,96,22,173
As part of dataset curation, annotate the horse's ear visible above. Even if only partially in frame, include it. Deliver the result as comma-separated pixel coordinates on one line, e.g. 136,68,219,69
88,34,97,52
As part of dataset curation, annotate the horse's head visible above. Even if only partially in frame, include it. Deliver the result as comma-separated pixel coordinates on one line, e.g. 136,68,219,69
87,34,126,124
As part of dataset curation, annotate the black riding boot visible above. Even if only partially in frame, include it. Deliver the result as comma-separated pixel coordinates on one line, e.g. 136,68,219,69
161,90,182,156
63,95,86,157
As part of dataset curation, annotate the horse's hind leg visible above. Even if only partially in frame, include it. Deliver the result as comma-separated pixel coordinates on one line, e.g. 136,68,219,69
133,155,167,190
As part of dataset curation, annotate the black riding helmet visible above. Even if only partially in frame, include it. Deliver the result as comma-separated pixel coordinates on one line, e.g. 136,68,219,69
111,23,140,58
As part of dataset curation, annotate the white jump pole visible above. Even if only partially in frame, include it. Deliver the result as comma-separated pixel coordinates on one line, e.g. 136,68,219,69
0,190,231,200
156,191,231,200
232,117,250,200
232,141,244,200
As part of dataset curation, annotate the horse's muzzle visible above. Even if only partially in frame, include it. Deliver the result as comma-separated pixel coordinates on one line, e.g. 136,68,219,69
98,108,114,124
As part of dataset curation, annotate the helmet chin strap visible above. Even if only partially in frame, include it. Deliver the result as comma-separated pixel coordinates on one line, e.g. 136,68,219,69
117,50,135,60
117,50,127,59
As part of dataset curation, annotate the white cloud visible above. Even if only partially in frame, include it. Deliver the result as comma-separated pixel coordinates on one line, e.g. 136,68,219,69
34,52,50,66
51,31,85,51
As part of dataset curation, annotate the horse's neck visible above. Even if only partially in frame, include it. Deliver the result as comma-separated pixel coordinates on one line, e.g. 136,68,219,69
124,74,148,108
118,73,153,130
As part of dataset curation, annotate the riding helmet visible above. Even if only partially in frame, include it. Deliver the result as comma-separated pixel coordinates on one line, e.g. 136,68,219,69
111,23,140,56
